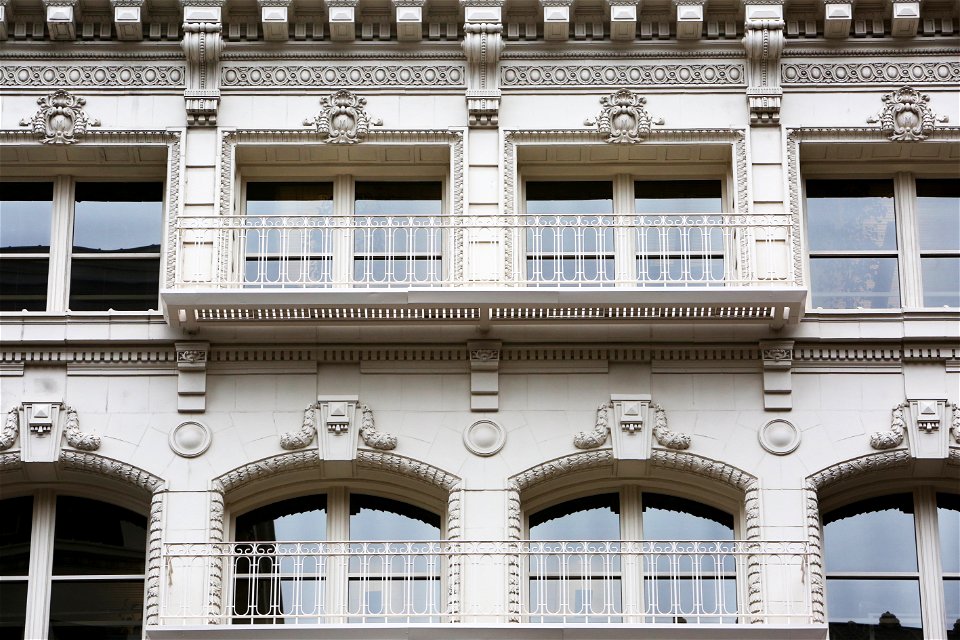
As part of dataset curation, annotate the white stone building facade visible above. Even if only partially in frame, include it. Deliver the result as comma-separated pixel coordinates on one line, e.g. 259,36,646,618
0,0,958,638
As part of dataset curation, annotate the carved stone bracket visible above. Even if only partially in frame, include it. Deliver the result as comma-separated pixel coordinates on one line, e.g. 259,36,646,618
462,1,504,127
175,341,209,413
303,90,382,144
867,86,948,142
761,339,793,410
651,404,692,450
359,404,398,451
0,407,19,451
19,90,100,144
573,404,611,449
585,89,663,143
181,2,224,126
870,402,908,450
279,402,321,450
468,340,501,411
743,4,785,125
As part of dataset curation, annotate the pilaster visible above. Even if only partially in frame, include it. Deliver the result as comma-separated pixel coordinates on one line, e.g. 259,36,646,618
180,1,225,126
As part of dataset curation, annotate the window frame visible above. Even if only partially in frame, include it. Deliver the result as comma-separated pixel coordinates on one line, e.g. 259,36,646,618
801,164,960,312
0,175,168,313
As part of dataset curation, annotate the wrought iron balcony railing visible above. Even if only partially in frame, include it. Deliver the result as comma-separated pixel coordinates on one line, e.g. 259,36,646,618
172,213,797,289
159,540,814,626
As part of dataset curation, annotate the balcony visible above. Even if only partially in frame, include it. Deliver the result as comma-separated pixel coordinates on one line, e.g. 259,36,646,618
162,214,806,330
154,540,823,638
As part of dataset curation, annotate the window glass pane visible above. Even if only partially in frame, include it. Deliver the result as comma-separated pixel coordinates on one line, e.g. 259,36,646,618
0,258,49,311
355,182,442,215
823,494,917,573
826,578,922,638
526,182,613,214
916,179,960,251
0,581,27,638
349,494,440,540
634,180,723,214
810,256,900,309
806,180,896,251
530,494,620,540
246,182,333,216
73,183,162,253
68,258,161,311
642,493,734,540
921,257,960,308
236,495,327,541
0,496,32,576
49,580,143,640
945,579,960,640
52,497,147,576
0,182,53,252
939,493,960,573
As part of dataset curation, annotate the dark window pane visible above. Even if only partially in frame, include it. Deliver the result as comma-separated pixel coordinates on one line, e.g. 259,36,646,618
921,257,960,308
916,179,960,251
806,180,896,251
526,182,613,215
53,497,147,576
0,182,53,252
349,494,440,540
246,182,333,216
0,581,27,638
73,183,162,253
236,495,327,542
530,494,620,540
0,497,32,576
355,182,442,215
0,258,49,311
642,493,734,540
810,257,900,309
68,258,160,311
939,494,960,573
946,579,960,640
49,580,143,640
826,579,922,638
634,180,723,214
824,494,917,573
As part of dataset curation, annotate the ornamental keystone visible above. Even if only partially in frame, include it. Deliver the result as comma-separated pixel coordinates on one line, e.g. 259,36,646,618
304,89,382,143
585,89,663,143
867,86,948,141
20,90,100,144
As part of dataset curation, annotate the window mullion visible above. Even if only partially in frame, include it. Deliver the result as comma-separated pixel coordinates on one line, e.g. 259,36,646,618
46,177,73,312
914,487,946,640
896,173,922,308
23,489,56,640
619,487,642,621
613,174,635,286
333,175,354,287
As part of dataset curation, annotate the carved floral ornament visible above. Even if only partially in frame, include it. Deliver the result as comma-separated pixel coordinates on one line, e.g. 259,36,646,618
0,404,100,452
867,86,949,142
584,89,664,144
19,89,100,144
303,89,382,144
573,401,690,450
279,401,396,451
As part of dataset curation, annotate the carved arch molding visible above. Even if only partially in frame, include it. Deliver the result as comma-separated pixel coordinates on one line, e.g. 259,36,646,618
0,451,166,627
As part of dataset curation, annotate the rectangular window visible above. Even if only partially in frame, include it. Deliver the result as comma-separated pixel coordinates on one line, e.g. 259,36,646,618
0,183,54,311
916,179,960,308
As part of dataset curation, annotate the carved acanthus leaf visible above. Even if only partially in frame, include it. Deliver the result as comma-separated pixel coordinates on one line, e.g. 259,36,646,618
573,404,611,449
62,406,101,451
585,89,663,143
651,403,691,450
358,404,397,451
19,90,100,144
869,402,908,450
949,402,960,445
0,408,19,451
303,89,382,144
867,86,948,142
279,402,320,450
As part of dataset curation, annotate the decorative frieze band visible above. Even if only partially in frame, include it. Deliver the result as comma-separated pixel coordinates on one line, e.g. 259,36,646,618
1,64,185,87
782,61,960,84
500,63,744,86
221,64,465,87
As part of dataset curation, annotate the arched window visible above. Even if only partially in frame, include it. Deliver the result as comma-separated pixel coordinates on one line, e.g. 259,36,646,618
231,491,442,624
823,490,959,639
0,494,147,640
526,490,735,623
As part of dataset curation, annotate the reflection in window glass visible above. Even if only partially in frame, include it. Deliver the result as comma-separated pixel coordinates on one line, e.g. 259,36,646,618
235,495,328,541
0,497,31,639
642,493,734,540
634,180,723,214
49,580,144,640
246,182,333,216
530,494,620,540
917,179,960,308
940,494,960,639
349,494,440,540
0,582,28,640
0,183,53,311
70,183,163,311
809,256,901,309
824,494,922,639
